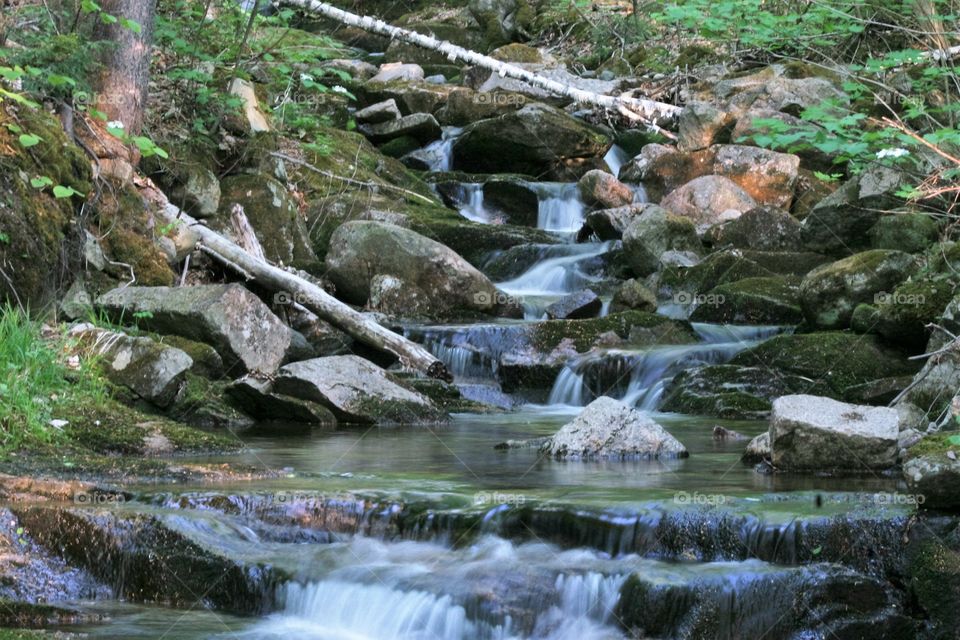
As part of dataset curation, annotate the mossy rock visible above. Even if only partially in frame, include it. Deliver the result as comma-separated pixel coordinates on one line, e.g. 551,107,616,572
658,250,768,299
166,373,254,431
905,519,960,634
869,213,940,253
154,334,225,379
874,276,956,348
729,331,918,399
661,364,811,419
690,276,803,325
531,310,696,353
378,135,423,158
94,182,175,286
674,44,718,69
489,42,542,63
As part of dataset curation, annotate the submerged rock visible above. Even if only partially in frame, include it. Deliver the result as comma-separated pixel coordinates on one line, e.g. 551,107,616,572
274,355,446,424
742,431,771,463
769,394,899,471
96,284,292,375
541,396,688,459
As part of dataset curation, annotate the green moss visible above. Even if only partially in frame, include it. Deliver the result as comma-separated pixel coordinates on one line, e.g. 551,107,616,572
490,43,543,63
905,433,960,460
378,135,422,158
869,213,940,253
909,537,960,632
875,276,956,347
782,60,842,82
674,44,717,68
690,276,803,324
95,184,175,286
166,373,252,431
531,311,696,352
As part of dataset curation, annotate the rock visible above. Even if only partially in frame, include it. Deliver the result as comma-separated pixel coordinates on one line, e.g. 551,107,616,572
318,58,378,81
731,109,833,169
873,276,955,348
799,249,916,329
225,376,336,424
216,174,317,267
468,0,533,43
657,249,768,301
482,179,539,226
363,80,453,116
660,175,757,233
662,365,810,420
78,329,192,408
545,290,602,320
742,431,771,463
168,165,220,218
435,87,527,126
610,279,657,313
769,394,899,471
622,204,701,277
730,332,918,400
720,70,849,116
583,203,648,240
273,355,444,424
541,396,688,459
359,113,441,144
227,78,270,133
324,221,506,319
453,103,610,179
896,349,960,426
677,102,735,152
96,284,292,375
577,170,634,209
801,166,909,255
60,279,93,320
83,229,108,271
689,276,803,324
869,213,940,253
370,62,424,83
707,205,801,251
904,437,960,509
354,98,402,124
713,425,748,440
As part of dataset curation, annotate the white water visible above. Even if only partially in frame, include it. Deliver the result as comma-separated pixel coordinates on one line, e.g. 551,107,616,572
547,324,787,409
454,183,497,223
421,126,464,172
602,145,631,178
533,183,587,234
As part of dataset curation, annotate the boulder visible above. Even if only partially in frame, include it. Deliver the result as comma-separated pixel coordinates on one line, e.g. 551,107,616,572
707,206,801,251
869,213,940,253
453,103,610,179
225,376,336,424
873,276,955,348
577,170,634,209
660,175,757,233
81,329,192,408
801,166,910,255
363,80,453,116
354,99,402,124
167,165,220,218
742,431,771,463
96,284,292,375
904,436,960,509
273,355,444,424
662,365,810,420
622,205,701,277
541,396,688,459
545,290,601,320
324,221,506,319
677,102,735,152
770,395,899,471
610,279,657,313
318,58,378,81
435,87,527,126
370,62,424,83
359,113,442,144
583,203,647,240
799,249,916,329
689,276,803,325
896,349,960,426
468,0,533,43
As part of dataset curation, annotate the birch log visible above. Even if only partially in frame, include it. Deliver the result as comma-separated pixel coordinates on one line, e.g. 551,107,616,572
137,176,453,381
281,0,682,127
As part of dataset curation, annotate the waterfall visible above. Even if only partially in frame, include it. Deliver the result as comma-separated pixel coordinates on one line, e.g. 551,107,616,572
533,183,587,233
547,326,788,409
421,126,464,172
602,145,630,178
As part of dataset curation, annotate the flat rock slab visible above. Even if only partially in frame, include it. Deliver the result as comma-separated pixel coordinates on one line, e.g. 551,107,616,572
96,284,292,376
770,394,899,471
274,355,446,424
542,396,688,459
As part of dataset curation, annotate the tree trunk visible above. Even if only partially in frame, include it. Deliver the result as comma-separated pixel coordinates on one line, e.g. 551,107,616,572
137,176,453,381
93,0,156,135
280,0,682,128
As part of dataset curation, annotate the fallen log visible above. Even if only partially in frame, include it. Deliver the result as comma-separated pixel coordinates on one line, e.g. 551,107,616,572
136,175,453,381
280,0,682,128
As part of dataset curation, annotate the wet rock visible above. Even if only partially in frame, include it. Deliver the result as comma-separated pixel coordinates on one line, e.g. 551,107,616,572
657,249,767,301
660,175,757,234
354,98,402,124
742,431,771,463
217,173,318,267
274,355,446,424
81,329,192,408
904,439,960,510
662,365,810,420
435,87,527,125
689,276,802,324
869,213,940,253
96,284,292,375
677,102,735,152
545,289,602,320
370,62,424,83
583,203,648,240
801,166,909,255
13,507,278,612
577,170,634,209
770,395,900,471
482,178,539,226
359,112,442,144
324,220,506,319
453,103,610,179
730,332,918,400
611,278,657,313
226,376,337,424
707,205,801,251
541,396,688,459
622,204,701,277
799,249,917,329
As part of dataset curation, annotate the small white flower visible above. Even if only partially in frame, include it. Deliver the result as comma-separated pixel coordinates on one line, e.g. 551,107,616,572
332,85,349,94
107,120,124,130
876,147,909,159
299,73,314,82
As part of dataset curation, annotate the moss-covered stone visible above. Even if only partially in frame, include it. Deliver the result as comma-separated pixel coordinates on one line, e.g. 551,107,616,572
166,373,254,431
661,364,810,419
531,311,696,352
730,332,918,399
94,183,175,287
869,213,940,253
378,135,422,158
489,42,543,63
690,276,803,325
874,276,956,348
658,249,768,299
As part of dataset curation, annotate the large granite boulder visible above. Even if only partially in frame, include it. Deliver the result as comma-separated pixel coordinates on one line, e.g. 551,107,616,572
622,204,701,277
660,175,758,234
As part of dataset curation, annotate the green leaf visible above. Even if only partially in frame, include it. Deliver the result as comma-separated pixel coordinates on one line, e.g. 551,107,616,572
946,435,960,446
46,74,77,88
80,0,101,13
100,12,118,24
30,176,53,189
120,17,142,33
18,133,41,148
52,185,82,199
